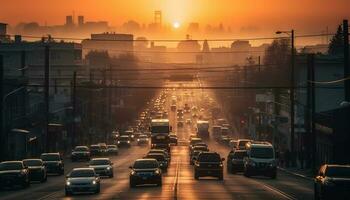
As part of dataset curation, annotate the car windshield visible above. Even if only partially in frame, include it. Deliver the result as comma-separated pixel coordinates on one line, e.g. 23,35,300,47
120,136,129,141
107,145,117,148
139,135,148,139
250,147,274,159
70,169,95,178
75,147,88,151
190,139,202,145
90,160,110,165
0,162,23,171
193,146,208,151
326,166,350,178
90,146,100,150
40,154,60,161
198,154,221,162
100,146,107,149
23,160,42,166
151,126,169,133
133,160,158,169
146,154,165,161
239,141,250,148
233,151,248,159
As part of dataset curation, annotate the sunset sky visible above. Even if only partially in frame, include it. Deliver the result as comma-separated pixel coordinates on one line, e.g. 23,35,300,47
1,0,349,35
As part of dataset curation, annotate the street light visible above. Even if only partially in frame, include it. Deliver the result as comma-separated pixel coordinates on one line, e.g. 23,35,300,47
276,29,296,166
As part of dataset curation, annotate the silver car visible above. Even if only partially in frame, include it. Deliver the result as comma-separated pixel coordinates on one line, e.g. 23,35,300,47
107,145,119,155
88,158,114,178
65,168,100,196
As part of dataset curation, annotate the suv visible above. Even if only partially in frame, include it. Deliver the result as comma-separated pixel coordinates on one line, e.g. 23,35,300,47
243,142,277,179
40,153,64,175
71,146,90,161
236,139,252,150
194,152,225,180
229,150,248,174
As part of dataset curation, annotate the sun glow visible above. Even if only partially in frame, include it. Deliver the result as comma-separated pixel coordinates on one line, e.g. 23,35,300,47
173,21,181,29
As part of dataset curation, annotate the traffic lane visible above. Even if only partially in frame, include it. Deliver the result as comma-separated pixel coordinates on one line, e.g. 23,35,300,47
207,140,314,200
0,144,149,200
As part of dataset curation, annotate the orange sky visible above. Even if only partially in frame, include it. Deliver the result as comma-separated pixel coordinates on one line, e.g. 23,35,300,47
1,0,349,34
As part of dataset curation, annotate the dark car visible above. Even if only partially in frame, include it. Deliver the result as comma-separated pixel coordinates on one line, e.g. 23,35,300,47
229,150,247,174
23,159,47,182
129,159,162,187
144,153,168,172
40,153,64,175
189,138,203,151
148,149,171,161
71,146,90,161
190,145,209,157
118,135,131,147
90,145,102,156
169,134,178,145
194,152,224,180
314,164,350,200
0,161,30,188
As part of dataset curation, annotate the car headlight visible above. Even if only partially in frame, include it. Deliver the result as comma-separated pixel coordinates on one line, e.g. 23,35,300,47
127,141,130,143
66,181,71,186
219,163,223,167
131,170,136,175
248,160,256,167
137,139,140,142
107,166,111,170
131,135,134,138
118,141,120,144
269,162,276,167
92,180,97,185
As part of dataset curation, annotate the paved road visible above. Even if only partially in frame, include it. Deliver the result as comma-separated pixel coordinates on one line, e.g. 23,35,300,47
0,84,314,200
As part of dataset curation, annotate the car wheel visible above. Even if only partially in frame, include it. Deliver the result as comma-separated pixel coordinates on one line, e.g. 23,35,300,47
109,173,114,178
231,168,236,174
218,173,224,180
314,186,320,200
157,179,162,187
270,172,277,179
59,170,64,175
130,180,136,188
244,170,250,177
22,180,30,188
41,174,47,183
194,172,199,180
95,187,100,194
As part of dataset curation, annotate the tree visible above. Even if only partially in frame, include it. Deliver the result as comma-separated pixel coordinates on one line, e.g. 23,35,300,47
328,25,344,55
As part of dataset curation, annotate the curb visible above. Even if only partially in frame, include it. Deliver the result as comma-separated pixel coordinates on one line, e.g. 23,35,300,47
278,167,314,181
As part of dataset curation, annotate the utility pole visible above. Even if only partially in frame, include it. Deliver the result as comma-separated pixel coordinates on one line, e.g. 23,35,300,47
307,54,316,174
72,71,77,148
21,51,26,117
0,55,4,161
44,45,50,153
258,56,261,72
109,65,112,132
88,70,93,145
102,69,107,141
343,20,349,101
290,29,296,166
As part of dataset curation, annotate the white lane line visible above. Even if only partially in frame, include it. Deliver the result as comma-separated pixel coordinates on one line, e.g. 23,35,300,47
37,190,61,200
172,158,181,200
260,183,298,200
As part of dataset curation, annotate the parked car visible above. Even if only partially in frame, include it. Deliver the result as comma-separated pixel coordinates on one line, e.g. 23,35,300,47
23,159,47,182
88,158,114,178
65,168,100,196
144,153,168,172
193,152,224,180
129,159,162,187
40,153,64,175
0,161,30,188
314,164,350,200
229,150,248,174
107,145,119,155
243,142,277,179
71,146,90,161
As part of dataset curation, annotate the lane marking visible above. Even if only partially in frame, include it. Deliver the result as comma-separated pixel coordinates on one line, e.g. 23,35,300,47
260,183,298,200
172,158,181,200
37,190,61,200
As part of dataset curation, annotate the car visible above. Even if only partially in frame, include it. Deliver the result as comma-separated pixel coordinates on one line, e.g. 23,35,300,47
123,130,135,141
190,145,209,157
99,144,108,155
229,150,248,174
88,158,114,178
237,139,252,150
177,121,184,127
40,153,64,175
129,159,162,188
171,105,176,111
71,146,91,161
186,119,192,124
314,164,350,200
23,159,47,182
220,135,232,145
190,150,202,165
134,132,142,139
90,145,102,156
148,149,171,161
107,145,119,155
169,135,178,145
151,143,171,153
65,168,100,196
243,142,277,179
189,138,203,150
144,153,168,172
137,134,149,145
193,152,224,180
229,140,238,149
0,161,30,188
117,135,131,147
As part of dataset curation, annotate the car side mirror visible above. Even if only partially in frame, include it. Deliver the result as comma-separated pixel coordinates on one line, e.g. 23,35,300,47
111,162,114,165
129,166,133,169
170,126,173,131
66,175,70,178
221,158,225,161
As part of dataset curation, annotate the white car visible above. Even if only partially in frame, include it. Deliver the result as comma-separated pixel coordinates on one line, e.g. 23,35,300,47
137,134,149,145
107,145,119,155
65,168,100,196
89,158,114,178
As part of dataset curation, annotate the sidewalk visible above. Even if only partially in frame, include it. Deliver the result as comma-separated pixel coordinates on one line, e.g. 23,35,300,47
278,166,314,181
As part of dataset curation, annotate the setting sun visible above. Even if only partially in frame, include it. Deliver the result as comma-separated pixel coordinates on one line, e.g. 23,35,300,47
173,21,180,29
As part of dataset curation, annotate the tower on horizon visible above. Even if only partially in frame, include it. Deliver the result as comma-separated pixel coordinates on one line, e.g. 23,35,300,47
154,10,162,26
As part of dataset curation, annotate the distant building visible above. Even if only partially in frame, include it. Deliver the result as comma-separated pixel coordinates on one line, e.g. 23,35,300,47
175,39,201,63
231,40,252,65
0,23,10,42
66,15,74,27
82,32,134,58
78,16,84,27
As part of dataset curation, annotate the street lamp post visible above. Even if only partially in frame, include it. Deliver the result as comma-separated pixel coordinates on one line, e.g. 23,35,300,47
276,30,296,166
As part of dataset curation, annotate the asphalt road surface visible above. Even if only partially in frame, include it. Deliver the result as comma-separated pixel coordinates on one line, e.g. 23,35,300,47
0,83,314,200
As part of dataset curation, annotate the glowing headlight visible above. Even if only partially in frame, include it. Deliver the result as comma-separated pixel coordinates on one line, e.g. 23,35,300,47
131,170,136,175
137,139,140,142
66,181,71,186
107,166,111,170
154,169,160,175
219,164,223,167
92,180,97,185
127,141,130,143
117,141,120,144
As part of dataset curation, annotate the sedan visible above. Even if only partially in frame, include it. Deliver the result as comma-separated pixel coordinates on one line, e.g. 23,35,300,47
89,158,114,178
107,145,119,156
71,146,90,161
129,159,162,187
65,168,100,196
0,161,30,188
144,153,168,172
23,159,47,182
